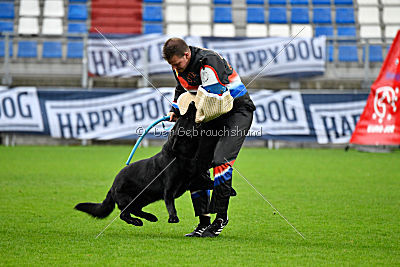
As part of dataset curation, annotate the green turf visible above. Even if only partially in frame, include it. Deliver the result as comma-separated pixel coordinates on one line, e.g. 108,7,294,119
1,146,399,265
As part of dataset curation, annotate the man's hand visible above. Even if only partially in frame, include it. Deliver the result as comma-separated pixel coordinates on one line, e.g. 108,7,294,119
168,112,178,122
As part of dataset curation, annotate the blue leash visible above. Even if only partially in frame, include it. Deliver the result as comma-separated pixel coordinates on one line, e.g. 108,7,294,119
126,116,170,165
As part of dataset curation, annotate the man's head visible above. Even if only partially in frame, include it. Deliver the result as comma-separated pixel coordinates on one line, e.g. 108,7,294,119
162,38,191,73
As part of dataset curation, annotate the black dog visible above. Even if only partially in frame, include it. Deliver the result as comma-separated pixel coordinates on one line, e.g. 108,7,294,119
75,102,213,226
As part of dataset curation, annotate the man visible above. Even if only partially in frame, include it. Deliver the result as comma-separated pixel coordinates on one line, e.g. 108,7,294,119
162,38,255,237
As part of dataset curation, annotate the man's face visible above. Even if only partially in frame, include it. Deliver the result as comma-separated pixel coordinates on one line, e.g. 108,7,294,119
168,52,190,73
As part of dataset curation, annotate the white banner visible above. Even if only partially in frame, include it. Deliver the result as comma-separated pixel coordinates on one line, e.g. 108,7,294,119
251,90,310,135
206,37,326,77
45,88,174,139
0,87,44,132
88,34,203,77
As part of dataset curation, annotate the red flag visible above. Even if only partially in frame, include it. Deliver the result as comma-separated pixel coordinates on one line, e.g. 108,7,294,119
350,31,400,145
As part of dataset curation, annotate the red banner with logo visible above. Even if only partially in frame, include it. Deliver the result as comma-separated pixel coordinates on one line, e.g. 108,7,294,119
350,31,400,145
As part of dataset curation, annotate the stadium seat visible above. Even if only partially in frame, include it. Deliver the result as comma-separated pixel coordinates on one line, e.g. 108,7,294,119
291,24,313,37
360,25,382,39
246,24,268,37
337,26,356,38
363,45,383,62
166,24,188,36
382,7,400,24
19,0,40,17
269,0,287,5
214,7,233,23
68,4,88,20
291,7,309,24
247,0,265,4
385,26,399,39
0,3,14,19
70,0,87,2
313,8,331,24
190,24,212,36
143,6,163,22
17,41,37,58
247,7,265,23
290,0,309,5
68,22,87,34
327,44,333,62
213,24,235,37
357,0,378,4
42,18,63,35
144,23,163,34
18,17,39,35
42,41,62,58
0,40,13,57
214,0,232,4
190,0,211,3
338,45,358,62
312,0,330,5
269,24,290,36
166,0,186,2
269,7,287,24
67,42,83,58
143,0,163,2
358,7,379,24
189,6,211,23
44,0,64,17
334,0,353,5
0,21,13,33
315,26,334,37
381,0,399,4
335,8,355,24
166,5,187,22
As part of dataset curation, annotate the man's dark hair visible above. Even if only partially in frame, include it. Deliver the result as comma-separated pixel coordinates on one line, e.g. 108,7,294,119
162,38,189,61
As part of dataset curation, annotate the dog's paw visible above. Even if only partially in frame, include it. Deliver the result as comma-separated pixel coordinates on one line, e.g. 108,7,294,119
125,218,143,226
168,215,179,223
146,214,158,222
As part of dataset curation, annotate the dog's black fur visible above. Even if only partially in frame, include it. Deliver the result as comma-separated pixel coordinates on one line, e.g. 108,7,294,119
75,103,212,226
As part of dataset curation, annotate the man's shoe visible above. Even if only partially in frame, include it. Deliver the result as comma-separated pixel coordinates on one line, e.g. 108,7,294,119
184,224,209,237
201,218,229,237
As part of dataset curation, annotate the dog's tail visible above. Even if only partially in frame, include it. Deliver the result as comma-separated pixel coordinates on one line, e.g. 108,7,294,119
75,190,115,219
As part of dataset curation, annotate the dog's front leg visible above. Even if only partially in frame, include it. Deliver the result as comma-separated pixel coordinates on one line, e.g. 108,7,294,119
164,192,179,223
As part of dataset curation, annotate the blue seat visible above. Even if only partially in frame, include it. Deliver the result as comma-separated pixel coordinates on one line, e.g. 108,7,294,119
269,7,287,23
313,8,331,24
337,26,356,39
269,0,287,5
334,0,353,5
0,3,14,19
67,42,83,58
214,0,232,3
69,0,87,2
247,7,265,23
363,45,383,62
0,40,13,57
338,45,358,62
144,23,163,34
68,22,87,34
0,21,13,33
247,0,265,4
315,26,333,37
290,0,309,5
291,7,309,23
312,0,330,5
143,6,163,22
143,0,163,2
327,44,333,62
336,8,355,24
18,41,37,58
42,41,62,58
68,4,88,20
214,7,232,23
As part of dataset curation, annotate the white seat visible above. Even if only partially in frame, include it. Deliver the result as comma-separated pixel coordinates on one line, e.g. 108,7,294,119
269,24,290,37
190,24,212,36
383,7,400,24
165,5,187,22
381,0,400,4
42,18,63,35
189,6,211,23
291,24,313,37
19,0,40,17
213,24,235,37
166,24,189,36
360,25,381,41
385,26,399,39
358,7,379,24
190,0,211,3
18,17,39,34
165,0,186,3
356,0,378,5
44,0,64,17
246,24,268,37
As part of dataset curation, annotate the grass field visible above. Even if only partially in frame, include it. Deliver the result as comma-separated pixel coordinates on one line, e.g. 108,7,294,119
1,146,400,266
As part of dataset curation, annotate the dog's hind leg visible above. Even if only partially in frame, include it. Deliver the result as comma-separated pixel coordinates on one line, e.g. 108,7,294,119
131,209,158,222
116,194,143,226
164,192,179,223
